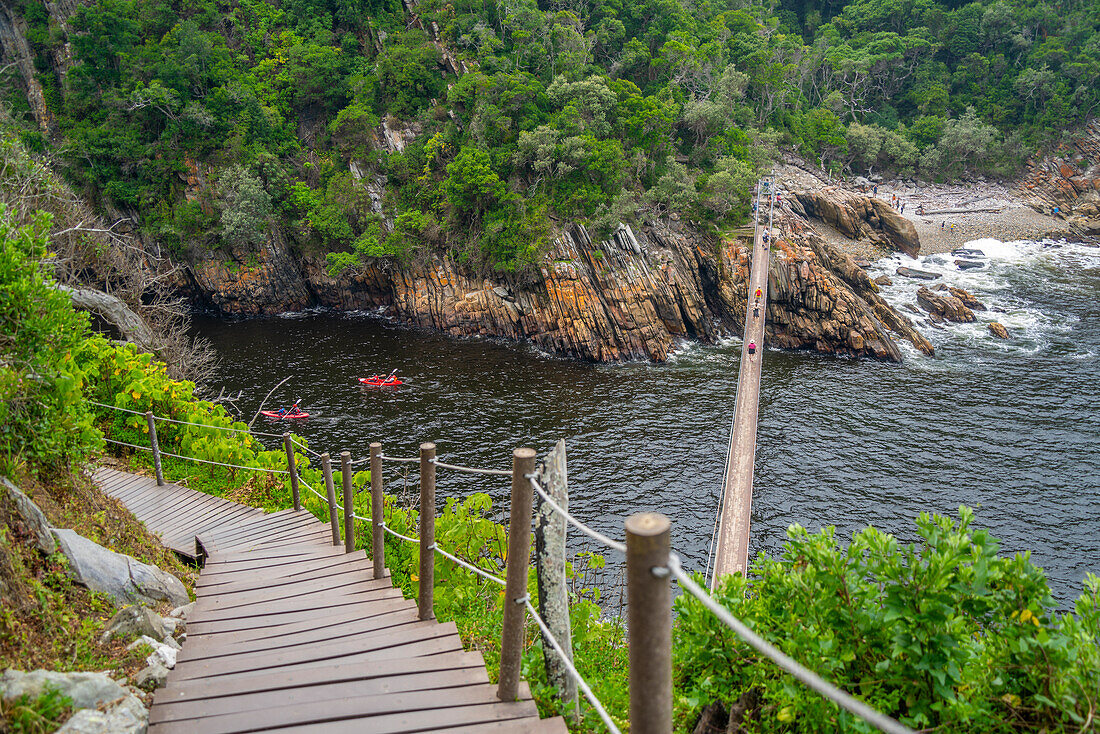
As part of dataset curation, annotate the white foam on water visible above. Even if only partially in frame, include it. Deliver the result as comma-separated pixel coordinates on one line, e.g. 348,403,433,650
869,238,1098,360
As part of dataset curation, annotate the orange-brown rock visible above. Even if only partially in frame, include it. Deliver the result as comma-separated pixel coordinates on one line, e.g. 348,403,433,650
1019,120,1100,232
988,322,1009,339
917,286,975,323
788,188,920,257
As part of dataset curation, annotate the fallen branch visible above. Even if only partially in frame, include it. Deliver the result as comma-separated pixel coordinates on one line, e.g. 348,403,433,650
248,376,292,429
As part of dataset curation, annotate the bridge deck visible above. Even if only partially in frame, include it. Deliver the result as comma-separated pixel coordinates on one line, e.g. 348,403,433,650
94,466,565,734
711,202,772,584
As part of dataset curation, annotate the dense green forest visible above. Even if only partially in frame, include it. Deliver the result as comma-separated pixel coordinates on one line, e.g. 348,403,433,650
5,0,1098,270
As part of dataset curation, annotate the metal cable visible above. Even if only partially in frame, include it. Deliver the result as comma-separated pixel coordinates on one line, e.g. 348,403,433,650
302,480,343,511
368,519,506,586
379,454,419,464
528,475,627,554
430,458,511,476
88,400,145,415
667,554,916,734
102,437,153,451
379,522,420,544
102,436,289,473
90,400,285,438
433,545,506,586
155,414,285,438
290,437,324,457
523,598,622,734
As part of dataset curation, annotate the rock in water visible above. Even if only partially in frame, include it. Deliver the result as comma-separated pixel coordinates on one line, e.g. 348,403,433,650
988,322,1010,339
916,286,976,323
948,286,987,311
1,477,56,554
896,267,940,280
955,259,985,270
874,275,892,286
52,529,189,607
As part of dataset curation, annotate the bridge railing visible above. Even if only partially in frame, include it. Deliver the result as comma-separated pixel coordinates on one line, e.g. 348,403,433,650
91,400,915,734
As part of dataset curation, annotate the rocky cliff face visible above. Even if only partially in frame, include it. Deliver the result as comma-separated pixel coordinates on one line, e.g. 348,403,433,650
787,188,921,257
180,204,933,362
1019,119,1100,235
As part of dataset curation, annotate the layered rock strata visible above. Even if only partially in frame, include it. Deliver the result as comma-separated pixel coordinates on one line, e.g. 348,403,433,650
181,210,934,362
787,188,921,257
1019,119,1100,234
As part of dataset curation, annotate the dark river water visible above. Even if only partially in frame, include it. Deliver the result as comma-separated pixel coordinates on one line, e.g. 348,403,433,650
193,238,1100,605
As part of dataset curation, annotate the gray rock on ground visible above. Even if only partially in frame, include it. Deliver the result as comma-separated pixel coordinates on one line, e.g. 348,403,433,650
168,601,194,619
1,477,56,554
99,606,173,645
0,669,130,711
126,636,178,668
134,661,169,691
52,529,189,607
57,693,147,734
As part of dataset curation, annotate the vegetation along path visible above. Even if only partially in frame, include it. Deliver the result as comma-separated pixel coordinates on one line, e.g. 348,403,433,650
93,467,565,734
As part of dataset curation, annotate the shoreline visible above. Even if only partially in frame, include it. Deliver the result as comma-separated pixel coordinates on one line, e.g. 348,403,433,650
774,162,1080,258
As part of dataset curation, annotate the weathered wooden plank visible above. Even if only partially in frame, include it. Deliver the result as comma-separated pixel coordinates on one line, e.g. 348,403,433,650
171,621,464,680
149,684,536,734
150,668,490,723
153,650,488,704
237,700,542,734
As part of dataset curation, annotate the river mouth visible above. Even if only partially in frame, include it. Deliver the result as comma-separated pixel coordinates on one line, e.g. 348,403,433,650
191,238,1100,606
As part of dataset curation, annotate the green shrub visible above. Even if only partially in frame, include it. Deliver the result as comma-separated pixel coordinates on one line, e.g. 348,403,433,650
0,207,98,475
674,507,1100,732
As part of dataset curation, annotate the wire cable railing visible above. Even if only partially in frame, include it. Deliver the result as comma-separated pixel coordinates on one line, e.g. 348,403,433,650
526,469,915,734
89,400,286,439
96,397,913,734
102,437,290,474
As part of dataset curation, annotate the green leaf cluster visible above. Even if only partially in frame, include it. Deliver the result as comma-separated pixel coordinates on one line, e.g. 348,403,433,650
674,507,1100,732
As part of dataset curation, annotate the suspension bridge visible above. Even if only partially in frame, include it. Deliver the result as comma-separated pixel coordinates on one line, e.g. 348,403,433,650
88,184,917,733
710,177,776,584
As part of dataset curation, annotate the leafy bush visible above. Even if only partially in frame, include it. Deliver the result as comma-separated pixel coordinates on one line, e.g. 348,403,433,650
0,207,98,475
674,507,1100,732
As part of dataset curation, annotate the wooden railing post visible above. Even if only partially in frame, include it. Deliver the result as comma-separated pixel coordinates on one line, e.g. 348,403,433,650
418,442,436,620
498,447,536,702
341,451,353,553
370,442,384,579
626,512,672,734
321,453,340,546
535,440,579,719
283,433,301,511
145,411,164,486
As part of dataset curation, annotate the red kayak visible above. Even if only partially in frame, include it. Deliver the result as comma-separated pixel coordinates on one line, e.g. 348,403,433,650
260,409,309,419
359,375,403,387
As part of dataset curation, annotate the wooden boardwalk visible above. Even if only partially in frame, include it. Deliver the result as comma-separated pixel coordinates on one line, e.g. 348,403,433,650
711,189,773,585
94,466,566,734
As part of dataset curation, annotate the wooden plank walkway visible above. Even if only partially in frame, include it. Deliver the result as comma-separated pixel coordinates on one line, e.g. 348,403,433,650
711,190,773,584
94,466,567,734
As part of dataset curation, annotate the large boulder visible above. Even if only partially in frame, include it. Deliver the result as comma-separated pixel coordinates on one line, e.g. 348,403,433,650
1,477,55,554
1,670,129,711
56,696,147,734
916,286,976,323
52,529,189,607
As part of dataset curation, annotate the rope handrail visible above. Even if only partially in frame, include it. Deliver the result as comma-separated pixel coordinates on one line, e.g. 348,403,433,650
379,454,419,464
302,479,343,510
523,598,622,734
363,514,508,587
378,521,421,545
102,437,289,474
528,475,627,554
666,554,915,734
89,400,287,438
430,458,511,476
290,437,324,458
